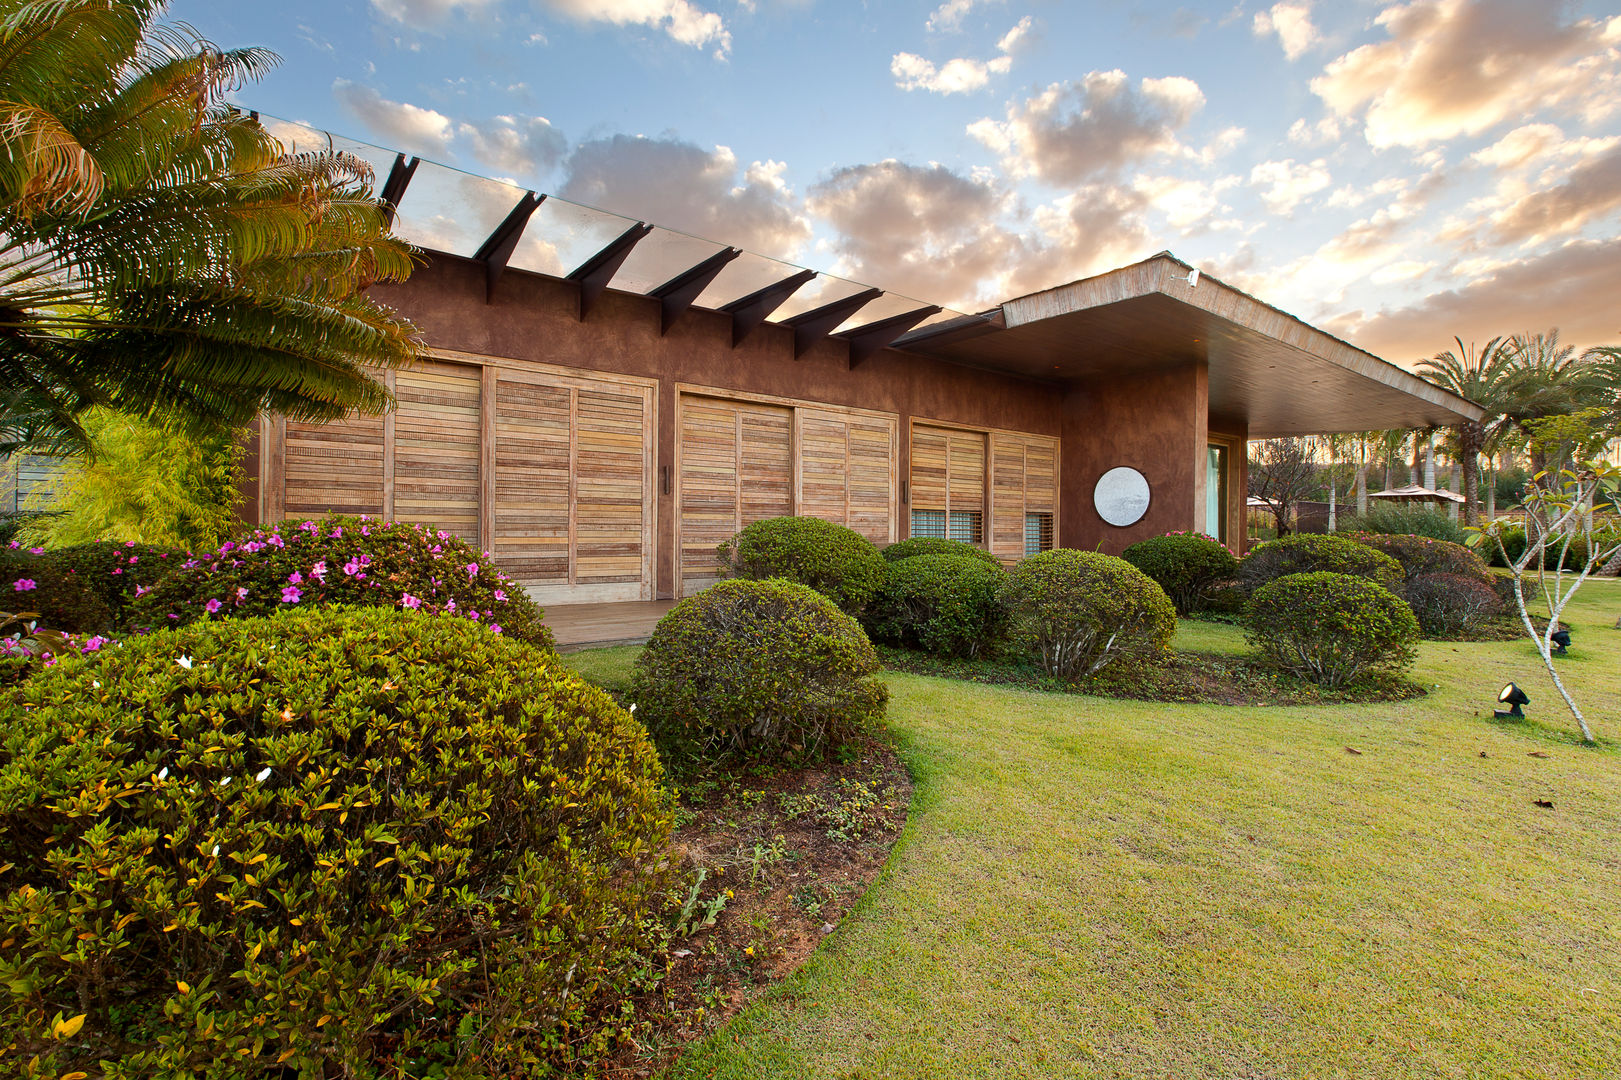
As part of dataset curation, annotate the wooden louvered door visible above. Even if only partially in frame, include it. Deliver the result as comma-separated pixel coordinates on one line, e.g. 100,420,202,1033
910,425,987,544
678,395,793,595
796,408,898,545
493,369,655,603
281,410,386,520
393,361,483,543
990,432,1059,561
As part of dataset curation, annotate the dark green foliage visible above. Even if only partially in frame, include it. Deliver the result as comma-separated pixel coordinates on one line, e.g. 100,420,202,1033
1345,532,1492,583
999,549,1177,677
1,553,113,634
130,514,553,651
880,537,1001,567
1484,525,1619,570
1121,532,1239,615
1239,533,1404,594
631,578,888,765
717,516,886,615
1247,572,1419,687
1337,504,1468,543
1404,573,1503,637
4,541,186,630
866,554,1006,658
0,606,672,1077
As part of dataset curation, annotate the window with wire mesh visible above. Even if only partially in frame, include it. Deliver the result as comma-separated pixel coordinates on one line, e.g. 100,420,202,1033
949,510,983,544
1024,512,1054,556
910,509,946,538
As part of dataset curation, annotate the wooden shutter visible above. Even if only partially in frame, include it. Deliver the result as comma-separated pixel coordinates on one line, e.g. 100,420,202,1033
492,378,571,584
911,427,949,511
989,431,1060,561
282,412,386,520
948,431,986,513
574,388,649,586
394,361,482,544
678,396,793,595
797,409,898,545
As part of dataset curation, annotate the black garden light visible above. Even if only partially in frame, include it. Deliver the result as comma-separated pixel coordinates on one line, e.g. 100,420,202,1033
1494,683,1530,719
1550,628,1572,656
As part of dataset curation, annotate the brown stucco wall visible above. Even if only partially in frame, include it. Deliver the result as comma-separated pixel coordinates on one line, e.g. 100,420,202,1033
370,257,1065,597
1059,364,1209,554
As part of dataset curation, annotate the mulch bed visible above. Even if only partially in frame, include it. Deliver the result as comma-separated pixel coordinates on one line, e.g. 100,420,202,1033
602,733,911,1078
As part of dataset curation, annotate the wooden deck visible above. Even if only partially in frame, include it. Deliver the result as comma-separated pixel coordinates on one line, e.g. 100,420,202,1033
543,599,676,651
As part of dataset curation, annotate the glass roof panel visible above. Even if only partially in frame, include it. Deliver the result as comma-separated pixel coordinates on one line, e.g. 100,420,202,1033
608,228,730,295
258,115,400,196
692,251,813,310
509,197,640,279
831,292,940,334
389,160,529,259
770,274,873,323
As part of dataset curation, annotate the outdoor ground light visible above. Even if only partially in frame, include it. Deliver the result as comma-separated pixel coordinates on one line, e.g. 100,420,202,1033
1550,629,1572,656
1494,683,1530,719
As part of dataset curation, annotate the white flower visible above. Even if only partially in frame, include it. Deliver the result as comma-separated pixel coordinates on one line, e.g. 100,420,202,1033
211,845,220,857
93,680,100,689
255,767,272,783
628,703,637,714
219,776,232,787
176,655,193,670
157,767,169,781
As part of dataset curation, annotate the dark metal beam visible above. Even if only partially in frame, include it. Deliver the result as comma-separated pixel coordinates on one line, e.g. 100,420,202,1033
651,247,740,335
377,153,419,229
888,309,1005,351
473,192,544,303
836,305,943,369
567,221,653,321
784,287,883,359
721,269,816,348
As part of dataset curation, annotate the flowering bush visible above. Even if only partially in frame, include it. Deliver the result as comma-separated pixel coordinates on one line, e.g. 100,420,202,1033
1343,531,1492,584
3,540,184,630
0,606,671,1076
1121,531,1239,615
0,552,112,634
129,514,553,651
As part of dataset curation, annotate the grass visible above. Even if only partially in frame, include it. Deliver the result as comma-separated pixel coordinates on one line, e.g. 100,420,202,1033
562,580,1621,1078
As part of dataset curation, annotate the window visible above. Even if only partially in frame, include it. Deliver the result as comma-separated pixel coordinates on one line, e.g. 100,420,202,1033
1205,444,1229,542
910,509,946,538
949,510,983,543
1024,512,1054,556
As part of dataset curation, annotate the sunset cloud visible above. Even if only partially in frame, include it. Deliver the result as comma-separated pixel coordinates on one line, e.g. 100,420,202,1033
1253,1,1322,60
891,16,1032,95
537,0,731,56
333,80,455,157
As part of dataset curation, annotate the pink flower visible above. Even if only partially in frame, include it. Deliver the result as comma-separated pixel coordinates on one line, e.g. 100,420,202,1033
490,624,502,634
310,561,328,579
244,541,263,554
220,541,235,553
299,521,319,534
466,562,479,577
236,587,249,600
111,568,123,575
494,589,508,602
204,598,222,614
135,584,152,598
281,585,302,603
267,534,285,549
344,559,361,576
13,579,36,592
128,556,138,564
125,540,135,547
400,593,421,609
361,526,371,536
445,598,457,612
6,540,17,549
469,610,480,620
329,527,343,539
29,546,44,555
287,572,303,585
437,530,450,540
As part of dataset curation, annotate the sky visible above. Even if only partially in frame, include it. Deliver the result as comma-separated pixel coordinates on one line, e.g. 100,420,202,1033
174,0,1621,367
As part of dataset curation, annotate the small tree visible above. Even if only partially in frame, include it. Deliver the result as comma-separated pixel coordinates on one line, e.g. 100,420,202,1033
1248,437,1318,537
1470,462,1621,744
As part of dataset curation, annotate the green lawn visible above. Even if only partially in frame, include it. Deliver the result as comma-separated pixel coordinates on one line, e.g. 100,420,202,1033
564,581,1621,1079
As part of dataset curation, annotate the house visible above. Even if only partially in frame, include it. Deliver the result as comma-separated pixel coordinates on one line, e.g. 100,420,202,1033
244,120,1483,605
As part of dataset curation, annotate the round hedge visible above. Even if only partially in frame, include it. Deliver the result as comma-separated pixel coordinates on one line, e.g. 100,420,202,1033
130,514,553,651
1246,571,1419,687
998,549,1176,678
1239,533,1404,594
1120,532,1239,615
1344,531,1491,583
0,606,671,1076
866,553,1006,658
1404,572,1503,637
880,537,1001,568
631,578,887,764
717,516,886,615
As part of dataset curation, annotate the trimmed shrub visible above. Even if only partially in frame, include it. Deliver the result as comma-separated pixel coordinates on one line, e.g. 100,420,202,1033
0,559,112,634
1404,572,1503,637
866,553,1006,657
1239,533,1404,594
1121,531,1239,615
999,549,1176,677
880,537,1001,568
5,540,185,628
1247,571,1419,687
130,514,553,651
1338,504,1468,543
1346,531,1492,583
717,516,886,615
631,578,887,764
0,606,671,1076
1484,524,1620,570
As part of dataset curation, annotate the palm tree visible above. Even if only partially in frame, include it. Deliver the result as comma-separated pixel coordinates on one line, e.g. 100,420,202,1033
1492,330,1605,478
0,0,422,456
1415,337,1512,524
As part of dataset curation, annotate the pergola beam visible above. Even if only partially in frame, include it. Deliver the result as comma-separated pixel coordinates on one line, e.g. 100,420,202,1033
837,305,942,369
722,269,817,348
651,247,740,335
473,191,544,304
784,287,883,359
567,221,653,321
378,153,419,229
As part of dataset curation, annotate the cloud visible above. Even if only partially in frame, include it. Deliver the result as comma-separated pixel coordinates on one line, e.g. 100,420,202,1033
891,16,1030,95
1484,143,1621,245
1248,157,1331,215
926,0,1003,34
1132,174,1238,230
1286,116,1341,146
1253,1,1322,60
558,134,809,259
1312,0,1621,148
369,0,493,27
536,0,731,56
1334,238,1621,361
459,114,568,177
1470,124,1567,171
332,80,455,157
969,70,1206,184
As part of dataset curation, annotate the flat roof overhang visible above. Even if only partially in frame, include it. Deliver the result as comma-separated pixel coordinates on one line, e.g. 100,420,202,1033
895,253,1484,438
